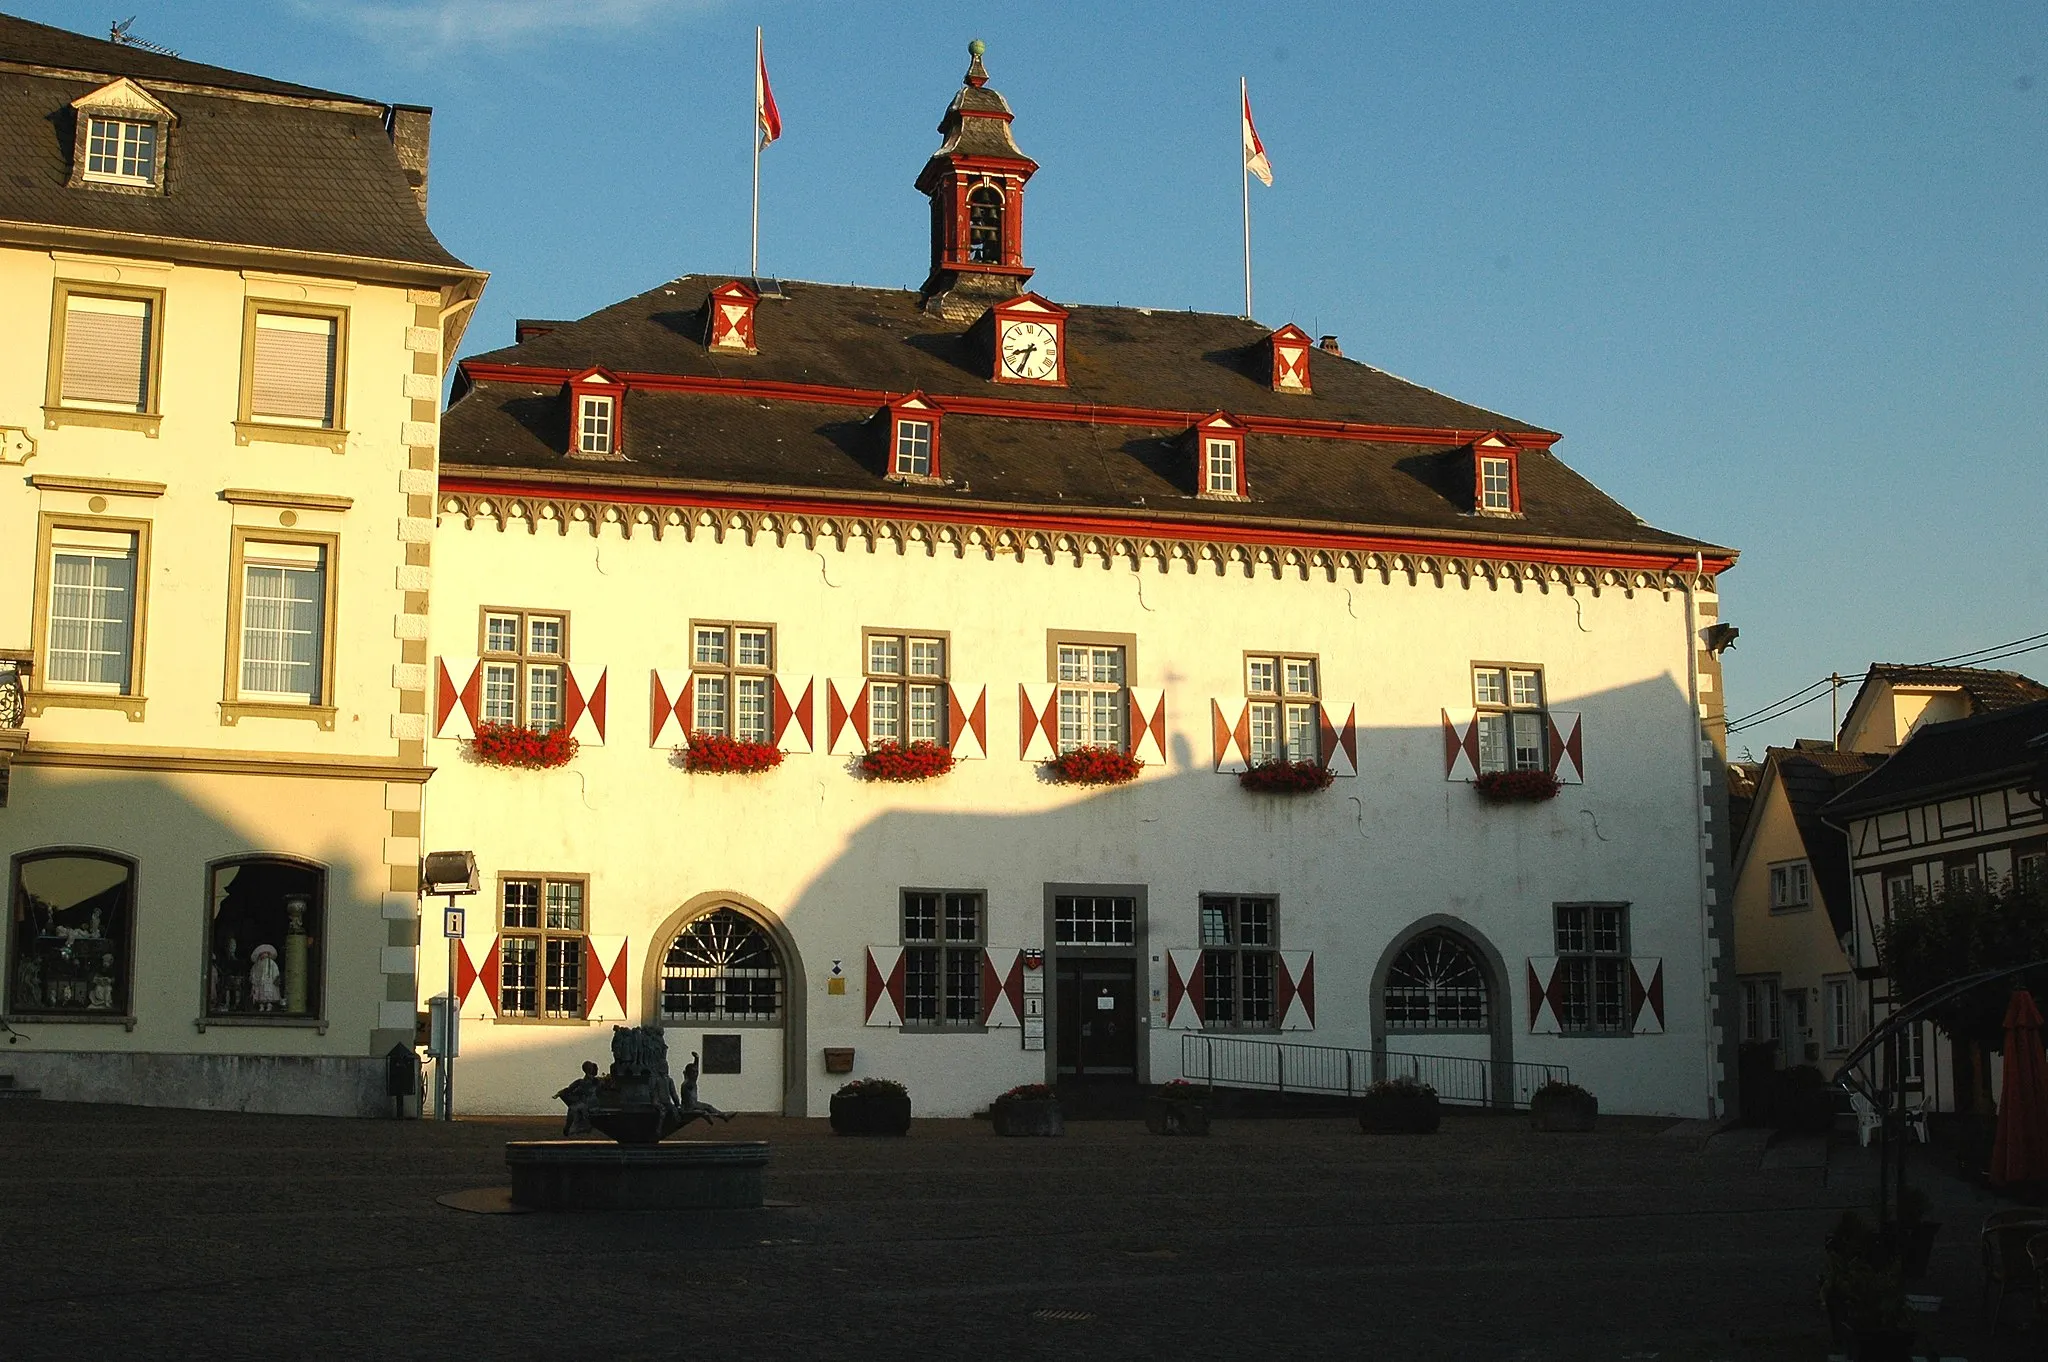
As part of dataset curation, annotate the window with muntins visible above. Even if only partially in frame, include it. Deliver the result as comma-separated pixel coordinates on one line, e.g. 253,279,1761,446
1056,643,1125,752
481,609,567,731
1825,976,1853,1052
578,395,614,455
239,542,327,704
1384,930,1490,1031
1740,976,1779,1044
45,527,137,692
691,622,773,742
659,906,782,1022
1205,438,1239,495
893,419,932,477
902,890,982,1025
1246,653,1319,765
249,311,340,428
499,876,586,1019
866,631,947,745
1554,904,1627,1034
1474,665,1546,774
1770,861,1812,910
84,117,157,184
1054,894,1135,946
207,857,323,1019
1200,894,1276,1028
1479,455,1514,512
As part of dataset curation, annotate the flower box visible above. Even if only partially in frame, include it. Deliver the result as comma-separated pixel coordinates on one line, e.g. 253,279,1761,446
680,731,784,775
990,1083,1064,1136
468,722,579,769
1238,759,1334,794
859,739,955,782
829,1077,911,1135
1045,745,1143,785
1529,1081,1597,1132
1358,1077,1441,1134
1473,769,1561,803
1145,1082,1212,1136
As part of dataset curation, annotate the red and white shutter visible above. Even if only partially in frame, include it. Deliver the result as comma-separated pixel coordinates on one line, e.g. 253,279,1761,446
434,656,481,739
1319,703,1358,777
1526,956,1561,1034
564,665,607,745
1276,951,1316,1030
1548,711,1584,784
1630,957,1665,1034
979,948,1025,1027
827,679,870,756
863,946,905,1026
1165,949,1206,1028
455,935,500,1019
947,684,988,760
773,676,815,754
650,670,693,746
1442,709,1480,780
1128,687,1166,767
1210,700,1251,773
583,936,629,1019
1019,683,1058,760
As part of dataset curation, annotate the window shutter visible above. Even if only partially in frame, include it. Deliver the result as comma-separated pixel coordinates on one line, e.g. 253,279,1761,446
1319,703,1358,777
565,665,607,745
583,936,629,1019
1018,682,1058,760
773,676,815,753
1165,949,1206,1029
1526,956,1561,1034
1210,699,1250,773
251,312,337,425
1630,957,1665,1034
457,935,500,1019
61,295,150,408
1128,687,1166,766
650,670,691,746
434,656,481,738
1276,952,1316,1030
827,679,870,755
1442,709,1480,780
1548,711,1584,784
864,946,904,1026
980,948,1023,1027
947,684,988,759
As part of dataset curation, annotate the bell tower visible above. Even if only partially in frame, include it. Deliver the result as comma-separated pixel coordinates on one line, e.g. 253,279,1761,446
916,40,1038,322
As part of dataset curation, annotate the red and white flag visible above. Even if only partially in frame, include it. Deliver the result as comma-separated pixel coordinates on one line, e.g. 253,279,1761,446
756,35,782,150
1241,82,1271,187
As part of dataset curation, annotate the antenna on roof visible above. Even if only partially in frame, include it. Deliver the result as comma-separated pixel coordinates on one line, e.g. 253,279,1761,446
109,17,179,57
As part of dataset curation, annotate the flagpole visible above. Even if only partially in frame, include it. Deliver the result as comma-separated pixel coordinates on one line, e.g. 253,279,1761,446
751,27,763,281
1240,76,1252,319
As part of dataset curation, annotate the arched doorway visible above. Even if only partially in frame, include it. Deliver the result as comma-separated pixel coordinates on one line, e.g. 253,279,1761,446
1370,916,1514,1108
644,896,806,1115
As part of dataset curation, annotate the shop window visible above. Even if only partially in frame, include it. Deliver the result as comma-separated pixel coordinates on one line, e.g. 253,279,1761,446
206,857,324,1018
8,850,135,1016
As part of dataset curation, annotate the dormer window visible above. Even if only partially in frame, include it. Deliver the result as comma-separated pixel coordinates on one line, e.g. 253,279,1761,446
967,184,1004,263
1192,413,1247,500
565,367,624,458
1472,436,1521,516
1479,456,1512,511
85,117,157,184
578,395,614,456
1205,438,1238,495
68,79,173,195
1268,324,1313,394
883,393,943,482
895,419,933,477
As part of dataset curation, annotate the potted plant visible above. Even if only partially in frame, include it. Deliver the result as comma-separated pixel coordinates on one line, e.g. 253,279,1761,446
859,739,955,782
1145,1079,1212,1135
468,721,579,769
1358,1075,1441,1133
1473,769,1560,803
828,1077,911,1135
1045,745,1143,786
679,731,784,775
1238,759,1334,794
990,1082,1064,1136
1529,1079,1598,1132
1822,1210,1915,1361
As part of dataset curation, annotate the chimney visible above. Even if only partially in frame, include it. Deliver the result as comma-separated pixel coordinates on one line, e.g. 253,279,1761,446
385,104,432,215
1317,335,1342,357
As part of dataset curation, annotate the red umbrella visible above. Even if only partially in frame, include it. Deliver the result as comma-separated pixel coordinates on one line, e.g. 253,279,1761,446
1991,988,2048,1186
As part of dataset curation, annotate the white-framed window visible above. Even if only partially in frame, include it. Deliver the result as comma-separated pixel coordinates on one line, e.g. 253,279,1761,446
692,621,773,742
1205,438,1239,495
866,631,947,745
1479,455,1514,512
480,608,567,731
2019,849,2047,886
1246,653,1318,765
1770,861,1812,911
901,890,982,1026
45,526,138,692
1901,1022,1925,1084
1200,894,1276,1028
578,394,614,455
1825,976,1853,1053
1740,976,1780,1044
1474,664,1546,774
1885,871,1917,914
499,875,586,1019
58,290,156,412
1946,861,1983,894
893,419,933,477
83,116,158,184
1056,642,1126,752
248,310,341,429
238,542,327,704
1555,903,1628,1033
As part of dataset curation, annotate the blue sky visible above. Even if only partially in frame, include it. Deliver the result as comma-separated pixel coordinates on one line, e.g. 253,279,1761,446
21,1,2046,755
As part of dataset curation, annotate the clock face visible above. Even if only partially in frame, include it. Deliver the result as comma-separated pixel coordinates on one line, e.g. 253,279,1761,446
999,319,1060,382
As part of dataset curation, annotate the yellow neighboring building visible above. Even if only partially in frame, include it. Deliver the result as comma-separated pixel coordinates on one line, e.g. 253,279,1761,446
0,17,483,1112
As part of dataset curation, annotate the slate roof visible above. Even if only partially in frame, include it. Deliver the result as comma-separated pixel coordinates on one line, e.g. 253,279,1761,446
0,14,470,273
1826,700,2048,820
1761,746,1885,939
1863,664,2048,714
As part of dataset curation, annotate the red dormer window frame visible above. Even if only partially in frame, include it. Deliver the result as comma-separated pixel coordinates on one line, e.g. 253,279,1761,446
1269,323,1313,394
884,392,944,483
1193,413,1248,500
567,366,624,457
705,279,760,354
1473,435,1521,516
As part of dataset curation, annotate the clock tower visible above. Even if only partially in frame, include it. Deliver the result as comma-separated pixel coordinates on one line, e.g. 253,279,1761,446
916,40,1038,322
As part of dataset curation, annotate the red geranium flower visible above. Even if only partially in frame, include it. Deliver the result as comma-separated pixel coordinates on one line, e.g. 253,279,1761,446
679,731,785,774
860,740,956,782
1473,769,1562,803
1238,758,1335,793
468,722,579,769
1046,745,1144,785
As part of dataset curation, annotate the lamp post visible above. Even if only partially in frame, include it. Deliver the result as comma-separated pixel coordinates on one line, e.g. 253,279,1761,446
419,851,478,1120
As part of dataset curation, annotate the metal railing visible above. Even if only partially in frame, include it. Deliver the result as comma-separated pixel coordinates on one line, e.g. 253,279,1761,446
1180,1032,1569,1108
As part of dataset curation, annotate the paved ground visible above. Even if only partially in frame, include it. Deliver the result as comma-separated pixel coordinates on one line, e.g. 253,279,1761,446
0,1101,2036,1361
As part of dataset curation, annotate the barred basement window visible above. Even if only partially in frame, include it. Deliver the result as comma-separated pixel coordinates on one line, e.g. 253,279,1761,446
1554,904,1628,1034
1054,894,1134,946
660,906,783,1021
499,876,586,1019
1200,894,1275,1028
1384,930,1489,1031
902,890,982,1025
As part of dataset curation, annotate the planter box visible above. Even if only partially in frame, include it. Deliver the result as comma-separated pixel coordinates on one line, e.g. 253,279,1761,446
1530,1088,1597,1132
1144,1096,1211,1136
1358,1089,1440,1134
991,1096,1064,1136
829,1090,911,1136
